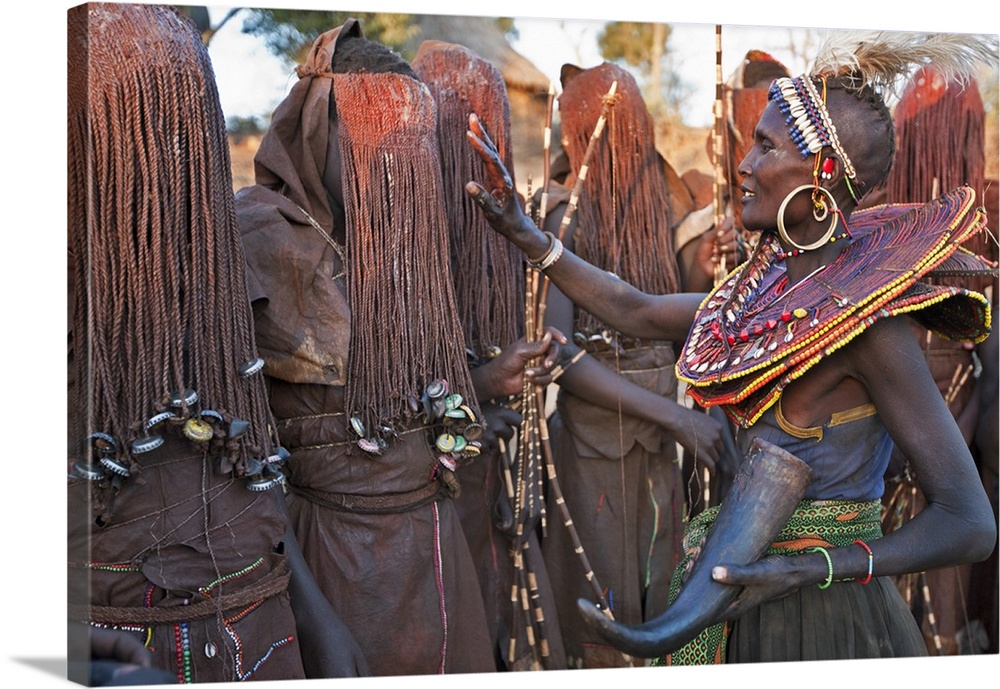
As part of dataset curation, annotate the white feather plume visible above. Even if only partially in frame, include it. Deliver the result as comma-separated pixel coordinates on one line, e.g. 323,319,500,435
811,30,998,96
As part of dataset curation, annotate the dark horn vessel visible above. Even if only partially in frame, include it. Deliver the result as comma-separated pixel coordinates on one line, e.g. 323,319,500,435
576,436,812,658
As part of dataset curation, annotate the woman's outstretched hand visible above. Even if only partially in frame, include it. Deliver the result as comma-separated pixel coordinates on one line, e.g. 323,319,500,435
465,114,548,256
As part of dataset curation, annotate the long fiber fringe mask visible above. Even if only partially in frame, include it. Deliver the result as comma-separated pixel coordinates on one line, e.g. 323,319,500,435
888,64,986,205
559,62,680,334
68,3,275,481
887,63,992,288
413,41,526,359
332,71,479,432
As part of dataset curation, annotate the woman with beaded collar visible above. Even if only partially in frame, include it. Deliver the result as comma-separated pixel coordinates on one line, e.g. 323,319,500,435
465,31,997,663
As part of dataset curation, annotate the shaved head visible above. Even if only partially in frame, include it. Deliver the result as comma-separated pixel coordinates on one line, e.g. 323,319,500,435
823,80,895,203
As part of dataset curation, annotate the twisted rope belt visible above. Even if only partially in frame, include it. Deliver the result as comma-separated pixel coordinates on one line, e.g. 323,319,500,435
68,559,291,626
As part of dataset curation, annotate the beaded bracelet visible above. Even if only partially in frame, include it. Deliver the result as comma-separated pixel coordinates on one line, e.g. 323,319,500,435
808,546,833,589
853,539,874,585
526,232,564,271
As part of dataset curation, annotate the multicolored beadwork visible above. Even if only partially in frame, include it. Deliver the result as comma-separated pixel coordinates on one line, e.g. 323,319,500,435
677,186,991,427
174,622,193,683
769,75,860,201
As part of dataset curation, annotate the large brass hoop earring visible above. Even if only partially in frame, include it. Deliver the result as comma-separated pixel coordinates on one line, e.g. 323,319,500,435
776,185,839,252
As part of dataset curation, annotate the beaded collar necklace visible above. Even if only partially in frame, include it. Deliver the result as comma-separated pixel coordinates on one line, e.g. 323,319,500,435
677,186,991,427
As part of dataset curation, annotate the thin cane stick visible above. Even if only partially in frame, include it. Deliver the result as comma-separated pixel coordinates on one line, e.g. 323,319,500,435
944,363,973,406
533,385,633,664
514,508,542,668
513,529,543,669
712,25,728,287
534,81,618,342
919,571,945,655
523,548,551,662
701,25,729,508
537,80,556,228
500,436,542,667
498,439,523,664
507,392,552,669
526,83,558,354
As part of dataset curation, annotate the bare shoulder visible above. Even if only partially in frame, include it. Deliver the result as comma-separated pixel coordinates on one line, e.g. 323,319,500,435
846,315,924,376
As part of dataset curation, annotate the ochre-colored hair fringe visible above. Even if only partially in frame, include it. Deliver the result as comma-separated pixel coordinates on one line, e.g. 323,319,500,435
888,64,991,289
333,71,480,432
68,4,275,480
413,43,526,359
559,63,681,337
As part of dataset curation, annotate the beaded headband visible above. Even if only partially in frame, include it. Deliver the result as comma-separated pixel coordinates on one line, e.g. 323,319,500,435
768,75,860,201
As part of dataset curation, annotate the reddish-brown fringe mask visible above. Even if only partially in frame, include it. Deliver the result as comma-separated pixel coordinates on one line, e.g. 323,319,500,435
413,41,525,359
68,3,275,478
559,63,681,336
332,71,480,431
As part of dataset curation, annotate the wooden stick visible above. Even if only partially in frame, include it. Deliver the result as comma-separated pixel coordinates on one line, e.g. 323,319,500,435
535,81,618,342
524,551,551,661
712,24,728,287
498,438,523,665
532,388,633,665
944,363,973,406
919,571,945,655
702,25,729,509
537,80,556,228
499,436,543,668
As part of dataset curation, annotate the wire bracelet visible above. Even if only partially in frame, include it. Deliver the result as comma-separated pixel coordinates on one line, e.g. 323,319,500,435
526,231,564,271
808,546,834,589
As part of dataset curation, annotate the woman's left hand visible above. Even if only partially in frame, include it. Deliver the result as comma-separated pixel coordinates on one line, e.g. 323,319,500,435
711,552,819,620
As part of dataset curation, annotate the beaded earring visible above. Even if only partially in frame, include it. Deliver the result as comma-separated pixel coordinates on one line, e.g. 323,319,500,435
820,157,835,180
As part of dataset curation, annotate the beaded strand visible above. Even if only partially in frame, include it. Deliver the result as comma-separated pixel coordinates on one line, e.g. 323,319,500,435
174,622,193,683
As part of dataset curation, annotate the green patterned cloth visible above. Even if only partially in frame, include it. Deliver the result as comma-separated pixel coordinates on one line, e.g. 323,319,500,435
652,499,882,665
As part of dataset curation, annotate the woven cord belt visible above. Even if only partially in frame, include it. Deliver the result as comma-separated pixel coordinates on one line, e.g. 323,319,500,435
658,499,882,666
68,558,291,626
289,479,448,515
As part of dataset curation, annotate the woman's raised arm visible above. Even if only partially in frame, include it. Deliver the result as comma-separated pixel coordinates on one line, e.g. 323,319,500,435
465,113,702,343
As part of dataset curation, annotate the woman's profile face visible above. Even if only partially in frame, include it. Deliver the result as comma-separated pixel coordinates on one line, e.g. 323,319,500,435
737,101,815,232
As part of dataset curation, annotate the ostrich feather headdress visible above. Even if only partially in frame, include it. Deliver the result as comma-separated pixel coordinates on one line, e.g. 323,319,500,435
810,31,998,97
768,30,997,201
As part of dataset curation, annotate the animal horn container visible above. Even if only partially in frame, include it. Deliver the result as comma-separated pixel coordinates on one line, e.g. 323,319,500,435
576,436,812,658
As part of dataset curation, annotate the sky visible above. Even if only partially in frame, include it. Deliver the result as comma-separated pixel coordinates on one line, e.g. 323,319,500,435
204,4,998,133
1,1,998,689
205,6,826,128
